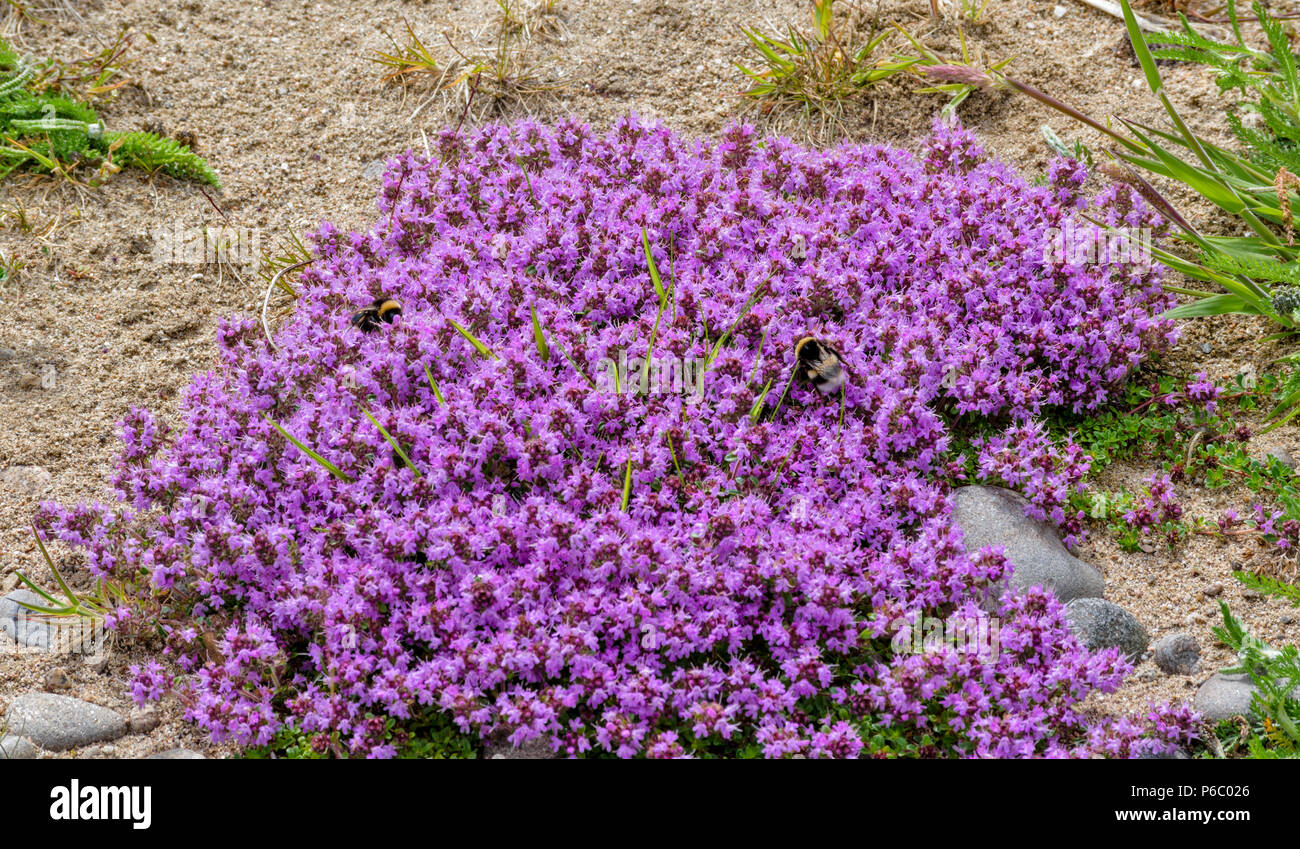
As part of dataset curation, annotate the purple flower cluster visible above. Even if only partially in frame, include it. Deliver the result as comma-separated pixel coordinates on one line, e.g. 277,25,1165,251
1124,473,1184,537
39,117,1193,757
972,421,1092,546
1185,371,1221,415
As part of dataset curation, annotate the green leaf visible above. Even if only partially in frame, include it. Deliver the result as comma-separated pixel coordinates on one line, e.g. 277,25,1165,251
449,319,498,360
267,415,354,482
362,408,421,477
530,305,550,362
1164,293,1265,318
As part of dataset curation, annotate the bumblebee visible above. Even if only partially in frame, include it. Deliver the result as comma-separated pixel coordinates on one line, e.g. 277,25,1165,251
794,336,845,395
351,298,402,331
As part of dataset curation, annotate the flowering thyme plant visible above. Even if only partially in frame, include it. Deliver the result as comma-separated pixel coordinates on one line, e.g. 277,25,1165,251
39,117,1196,757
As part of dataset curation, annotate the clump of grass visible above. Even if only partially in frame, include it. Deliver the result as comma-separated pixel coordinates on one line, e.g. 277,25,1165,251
736,0,921,138
737,3,1013,137
28,26,147,102
375,5,566,122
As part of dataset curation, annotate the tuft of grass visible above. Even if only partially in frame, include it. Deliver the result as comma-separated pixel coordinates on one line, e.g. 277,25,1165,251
376,7,565,122
736,1,919,138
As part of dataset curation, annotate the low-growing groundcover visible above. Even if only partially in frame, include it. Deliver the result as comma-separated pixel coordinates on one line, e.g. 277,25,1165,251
38,117,1202,757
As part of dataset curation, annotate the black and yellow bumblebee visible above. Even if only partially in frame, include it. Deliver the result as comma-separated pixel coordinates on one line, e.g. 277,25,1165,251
793,336,846,395
351,298,402,332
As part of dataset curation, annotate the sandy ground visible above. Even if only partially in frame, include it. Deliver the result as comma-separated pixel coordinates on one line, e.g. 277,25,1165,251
1,0,1299,756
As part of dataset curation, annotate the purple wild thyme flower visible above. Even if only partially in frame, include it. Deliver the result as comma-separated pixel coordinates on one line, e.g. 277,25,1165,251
36,117,1190,757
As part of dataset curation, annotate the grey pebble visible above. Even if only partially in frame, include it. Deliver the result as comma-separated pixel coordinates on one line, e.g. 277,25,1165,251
1152,633,1201,675
1065,598,1150,662
952,486,1104,604
0,734,38,759
148,748,206,759
3,693,127,751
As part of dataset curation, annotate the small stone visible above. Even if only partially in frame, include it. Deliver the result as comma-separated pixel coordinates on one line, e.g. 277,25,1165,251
101,744,116,756
17,372,38,390
1282,614,1297,625
361,159,386,180
0,589,55,649
2,693,127,751
148,748,206,759
43,668,71,691
128,707,160,734
484,736,557,759
1052,4,1066,16
1066,598,1150,662
0,734,37,759
1243,589,1263,601
1152,633,1201,675
1195,673,1257,722
1266,446,1296,469
1200,342,1212,354
1204,583,1224,598
952,486,1104,604
80,745,101,758
1,465,53,495
83,654,109,674
39,364,56,391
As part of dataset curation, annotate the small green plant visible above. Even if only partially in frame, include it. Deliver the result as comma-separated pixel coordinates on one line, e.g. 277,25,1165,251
0,35,217,185
1004,0,1300,428
29,27,146,101
736,1,921,136
375,7,564,121
372,20,445,88
1212,601,1300,757
0,248,25,284
958,0,995,25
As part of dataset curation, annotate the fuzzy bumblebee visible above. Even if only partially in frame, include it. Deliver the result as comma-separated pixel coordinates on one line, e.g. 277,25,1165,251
794,337,845,395
351,298,402,332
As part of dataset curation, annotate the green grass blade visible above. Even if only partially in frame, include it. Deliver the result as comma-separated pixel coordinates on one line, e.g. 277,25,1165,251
267,416,354,482
362,409,422,477
423,364,446,404
449,319,498,359
530,305,550,362
642,226,666,304
749,377,775,424
620,457,634,511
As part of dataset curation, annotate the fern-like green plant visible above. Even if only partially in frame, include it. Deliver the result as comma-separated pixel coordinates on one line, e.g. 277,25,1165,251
105,130,219,186
1212,600,1300,757
0,34,218,186
1232,570,1300,606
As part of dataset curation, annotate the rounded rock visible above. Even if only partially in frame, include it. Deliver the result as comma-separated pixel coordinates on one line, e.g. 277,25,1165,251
1152,633,1201,675
953,486,1105,603
2,693,127,751
1065,598,1150,662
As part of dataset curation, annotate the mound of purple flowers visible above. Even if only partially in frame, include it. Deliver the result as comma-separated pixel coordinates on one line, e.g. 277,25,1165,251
41,117,1198,757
